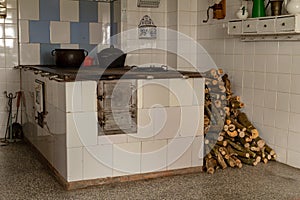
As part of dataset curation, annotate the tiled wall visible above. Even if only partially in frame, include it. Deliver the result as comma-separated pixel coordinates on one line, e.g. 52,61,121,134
18,0,111,65
0,0,19,138
196,0,300,169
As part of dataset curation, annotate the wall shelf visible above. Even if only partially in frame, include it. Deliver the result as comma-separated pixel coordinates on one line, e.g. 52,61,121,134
228,14,300,41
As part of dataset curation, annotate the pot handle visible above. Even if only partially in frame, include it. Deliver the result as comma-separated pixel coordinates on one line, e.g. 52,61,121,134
51,50,56,56
84,50,88,57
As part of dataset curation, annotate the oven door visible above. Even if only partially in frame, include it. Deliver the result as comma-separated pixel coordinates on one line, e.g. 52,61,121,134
98,80,137,135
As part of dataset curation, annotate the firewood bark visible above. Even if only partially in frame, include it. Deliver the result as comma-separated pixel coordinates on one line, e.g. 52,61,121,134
212,147,227,170
205,156,217,174
237,112,259,139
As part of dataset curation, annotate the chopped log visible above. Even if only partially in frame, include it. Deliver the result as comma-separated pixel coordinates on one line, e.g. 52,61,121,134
226,145,238,157
224,107,230,116
219,147,229,156
226,156,236,168
230,96,241,102
227,130,238,137
222,74,232,95
264,144,276,156
254,137,266,149
205,156,217,174
226,139,256,158
230,100,245,109
228,124,236,131
238,130,246,138
232,156,243,168
212,147,227,169
239,157,256,166
245,137,252,143
263,158,268,164
250,146,261,152
237,112,259,139
217,135,224,142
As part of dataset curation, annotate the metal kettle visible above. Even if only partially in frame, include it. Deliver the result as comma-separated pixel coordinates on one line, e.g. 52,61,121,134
252,0,266,17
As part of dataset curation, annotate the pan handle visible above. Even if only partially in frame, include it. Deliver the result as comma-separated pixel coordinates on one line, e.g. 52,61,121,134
84,50,88,57
51,49,56,56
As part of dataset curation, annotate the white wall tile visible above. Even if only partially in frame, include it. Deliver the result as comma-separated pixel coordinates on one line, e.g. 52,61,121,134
66,82,82,112
263,108,276,127
134,108,154,140
290,94,300,114
167,137,193,170
98,134,127,145
265,73,278,91
243,71,254,88
89,23,102,44
273,145,287,163
66,112,97,148
254,72,265,90
276,92,290,112
18,0,39,20
291,75,300,94
275,111,290,130
292,56,300,75
288,131,300,152
276,74,291,93
142,79,169,108
169,78,194,106
60,0,79,22
252,105,264,124
50,21,70,44
83,145,113,180
192,78,204,106
287,150,300,169
81,81,97,112
113,142,141,175
141,140,167,173
289,113,300,133
274,128,288,148
19,20,29,43
191,136,203,167
264,91,276,109
19,43,40,65
278,55,292,74
67,147,83,181
253,89,265,107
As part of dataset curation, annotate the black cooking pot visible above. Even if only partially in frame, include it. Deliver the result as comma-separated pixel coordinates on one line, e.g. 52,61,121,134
97,46,127,68
51,49,88,67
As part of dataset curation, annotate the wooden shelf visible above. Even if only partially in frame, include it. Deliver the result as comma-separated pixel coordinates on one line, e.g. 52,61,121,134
228,14,300,41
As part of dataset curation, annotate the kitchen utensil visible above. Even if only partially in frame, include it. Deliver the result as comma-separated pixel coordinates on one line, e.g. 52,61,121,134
285,0,300,14
11,91,23,140
97,46,127,68
3,92,16,144
266,0,284,15
252,0,266,17
236,5,249,20
51,49,88,68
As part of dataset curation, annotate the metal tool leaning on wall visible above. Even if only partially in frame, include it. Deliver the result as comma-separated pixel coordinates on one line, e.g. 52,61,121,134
1,91,23,146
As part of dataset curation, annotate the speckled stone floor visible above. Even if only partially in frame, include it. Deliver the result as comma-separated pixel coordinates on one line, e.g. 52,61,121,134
1,142,300,200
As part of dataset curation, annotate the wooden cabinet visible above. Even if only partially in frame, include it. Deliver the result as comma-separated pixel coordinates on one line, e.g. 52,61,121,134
228,14,300,41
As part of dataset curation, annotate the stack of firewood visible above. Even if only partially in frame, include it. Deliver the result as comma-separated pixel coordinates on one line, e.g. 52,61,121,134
203,69,276,174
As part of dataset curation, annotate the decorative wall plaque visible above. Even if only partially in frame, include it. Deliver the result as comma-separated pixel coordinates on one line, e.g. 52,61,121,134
138,15,157,39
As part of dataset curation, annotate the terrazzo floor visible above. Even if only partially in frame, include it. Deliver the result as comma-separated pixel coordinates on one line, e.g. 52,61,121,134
1,142,300,200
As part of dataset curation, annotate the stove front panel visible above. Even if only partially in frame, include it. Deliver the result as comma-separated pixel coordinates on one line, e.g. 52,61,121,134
98,80,137,135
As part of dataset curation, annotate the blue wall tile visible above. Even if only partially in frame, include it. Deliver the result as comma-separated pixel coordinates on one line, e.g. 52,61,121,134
40,43,60,65
29,21,50,43
79,1,98,22
40,0,60,21
71,22,89,44
79,44,96,53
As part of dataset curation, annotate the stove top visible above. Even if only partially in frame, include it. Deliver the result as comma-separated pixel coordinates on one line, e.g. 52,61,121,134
16,65,202,82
